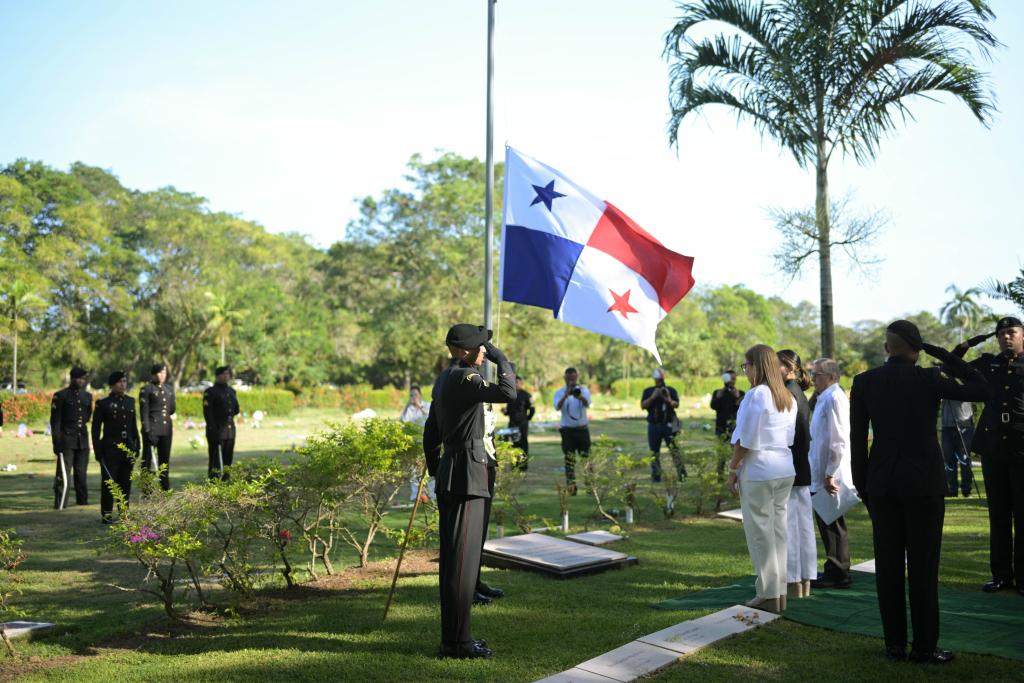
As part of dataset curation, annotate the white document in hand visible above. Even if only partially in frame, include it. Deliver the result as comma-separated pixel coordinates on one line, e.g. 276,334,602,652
812,479,861,525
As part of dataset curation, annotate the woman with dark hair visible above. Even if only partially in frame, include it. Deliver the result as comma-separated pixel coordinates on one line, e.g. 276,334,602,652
726,344,796,613
779,349,815,600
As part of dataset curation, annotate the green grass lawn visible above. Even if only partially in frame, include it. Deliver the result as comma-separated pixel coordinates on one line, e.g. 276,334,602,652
1,402,1021,682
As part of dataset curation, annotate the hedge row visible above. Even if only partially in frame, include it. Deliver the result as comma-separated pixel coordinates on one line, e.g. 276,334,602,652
175,388,295,419
289,384,405,412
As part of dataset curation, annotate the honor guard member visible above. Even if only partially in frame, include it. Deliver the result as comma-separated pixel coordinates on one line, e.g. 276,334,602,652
91,372,141,523
50,367,93,509
423,324,516,659
851,321,990,664
204,366,240,481
954,316,1024,596
503,376,535,468
139,363,176,491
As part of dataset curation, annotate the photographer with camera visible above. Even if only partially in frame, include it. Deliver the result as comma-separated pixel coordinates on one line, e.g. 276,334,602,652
711,370,745,440
554,367,591,492
641,368,686,482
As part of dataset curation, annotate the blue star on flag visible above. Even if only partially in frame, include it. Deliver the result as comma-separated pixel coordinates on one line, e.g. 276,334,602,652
530,180,566,211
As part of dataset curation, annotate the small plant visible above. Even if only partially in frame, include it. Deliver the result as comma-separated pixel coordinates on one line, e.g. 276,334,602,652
580,436,624,527
555,483,571,532
493,440,534,534
0,529,27,657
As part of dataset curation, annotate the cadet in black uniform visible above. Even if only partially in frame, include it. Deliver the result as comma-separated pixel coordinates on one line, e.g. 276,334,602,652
92,372,141,523
954,316,1024,596
203,366,240,481
850,321,990,664
503,375,535,468
139,363,176,491
423,324,516,659
50,367,93,510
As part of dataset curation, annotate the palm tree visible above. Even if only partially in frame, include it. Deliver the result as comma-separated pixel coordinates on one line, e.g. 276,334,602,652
204,291,248,366
0,279,46,393
940,283,986,342
665,0,998,356
981,267,1024,315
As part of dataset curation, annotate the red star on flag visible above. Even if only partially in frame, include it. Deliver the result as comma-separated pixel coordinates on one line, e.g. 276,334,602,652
607,288,639,319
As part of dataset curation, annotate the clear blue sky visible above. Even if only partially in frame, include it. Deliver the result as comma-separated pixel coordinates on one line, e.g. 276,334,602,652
1,1,1021,326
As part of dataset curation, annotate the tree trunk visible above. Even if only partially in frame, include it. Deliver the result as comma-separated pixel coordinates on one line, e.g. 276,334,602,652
220,335,226,365
815,137,834,358
11,311,17,394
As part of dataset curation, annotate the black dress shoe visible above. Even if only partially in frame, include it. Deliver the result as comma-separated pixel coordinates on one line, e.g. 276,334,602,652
884,644,907,662
982,579,1014,592
810,575,852,589
476,583,505,599
909,649,954,664
473,592,493,606
439,641,493,659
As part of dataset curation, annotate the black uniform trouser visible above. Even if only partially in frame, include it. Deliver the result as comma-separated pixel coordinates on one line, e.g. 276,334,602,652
560,426,591,486
207,436,235,480
438,492,485,646
476,463,496,591
867,494,944,655
648,422,686,481
813,508,851,580
511,420,530,460
941,425,974,496
981,444,1024,583
99,452,135,520
54,448,89,509
142,433,173,491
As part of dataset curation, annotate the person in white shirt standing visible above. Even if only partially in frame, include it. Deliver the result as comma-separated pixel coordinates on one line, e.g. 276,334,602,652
809,358,854,589
726,344,797,614
401,385,433,502
553,367,591,493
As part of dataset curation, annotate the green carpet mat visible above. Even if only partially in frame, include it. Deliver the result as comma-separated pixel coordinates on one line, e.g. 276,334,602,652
654,571,1024,661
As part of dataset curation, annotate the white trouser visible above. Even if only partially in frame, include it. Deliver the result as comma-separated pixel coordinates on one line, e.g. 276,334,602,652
409,468,436,501
739,475,795,599
786,485,817,583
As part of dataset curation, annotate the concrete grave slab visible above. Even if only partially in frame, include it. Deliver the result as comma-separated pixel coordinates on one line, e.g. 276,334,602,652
483,533,636,578
637,605,779,654
565,530,623,546
574,641,681,682
534,667,621,683
716,508,743,522
1,621,55,639
851,558,876,573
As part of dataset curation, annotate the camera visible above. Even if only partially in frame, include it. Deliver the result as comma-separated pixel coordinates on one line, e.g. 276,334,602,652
571,387,582,397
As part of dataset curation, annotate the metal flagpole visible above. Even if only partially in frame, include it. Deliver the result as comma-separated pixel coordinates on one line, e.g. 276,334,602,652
483,0,496,334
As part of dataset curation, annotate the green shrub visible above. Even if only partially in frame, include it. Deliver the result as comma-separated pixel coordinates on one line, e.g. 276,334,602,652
0,528,27,657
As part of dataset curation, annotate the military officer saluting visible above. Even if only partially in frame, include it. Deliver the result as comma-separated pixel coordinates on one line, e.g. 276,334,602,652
423,324,516,659
50,367,93,510
91,372,141,523
139,363,176,491
204,366,240,481
954,316,1024,596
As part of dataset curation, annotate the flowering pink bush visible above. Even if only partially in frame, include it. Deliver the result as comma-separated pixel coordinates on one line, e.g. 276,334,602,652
128,526,161,544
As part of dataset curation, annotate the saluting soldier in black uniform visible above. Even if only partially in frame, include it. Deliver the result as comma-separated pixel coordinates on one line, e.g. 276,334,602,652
203,366,240,481
954,316,1024,596
423,324,516,659
50,367,93,510
139,363,176,491
851,321,990,664
91,372,140,523
503,375,535,468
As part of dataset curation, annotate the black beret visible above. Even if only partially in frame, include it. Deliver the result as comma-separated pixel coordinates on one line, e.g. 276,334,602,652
214,365,232,376
886,319,923,351
151,363,166,375
108,371,127,385
996,316,1023,333
445,324,492,350
70,367,88,379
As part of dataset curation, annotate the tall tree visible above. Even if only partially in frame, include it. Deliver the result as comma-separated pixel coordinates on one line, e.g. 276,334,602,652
665,0,998,356
0,279,46,391
204,291,248,366
939,283,986,342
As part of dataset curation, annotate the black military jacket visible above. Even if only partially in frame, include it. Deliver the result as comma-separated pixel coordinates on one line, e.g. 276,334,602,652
851,355,990,498
507,389,536,424
203,383,240,440
139,382,176,437
50,385,93,453
966,351,1024,457
91,394,140,458
786,380,812,487
423,358,516,498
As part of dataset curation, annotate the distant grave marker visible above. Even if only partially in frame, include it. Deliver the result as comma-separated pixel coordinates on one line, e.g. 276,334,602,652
565,530,622,546
1,621,54,639
482,533,636,578
716,508,743,522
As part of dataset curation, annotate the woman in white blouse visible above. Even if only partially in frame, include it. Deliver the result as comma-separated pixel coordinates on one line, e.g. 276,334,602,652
726,344,797,613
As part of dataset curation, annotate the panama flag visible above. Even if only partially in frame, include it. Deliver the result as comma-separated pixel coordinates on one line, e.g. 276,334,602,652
499,147,695,362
